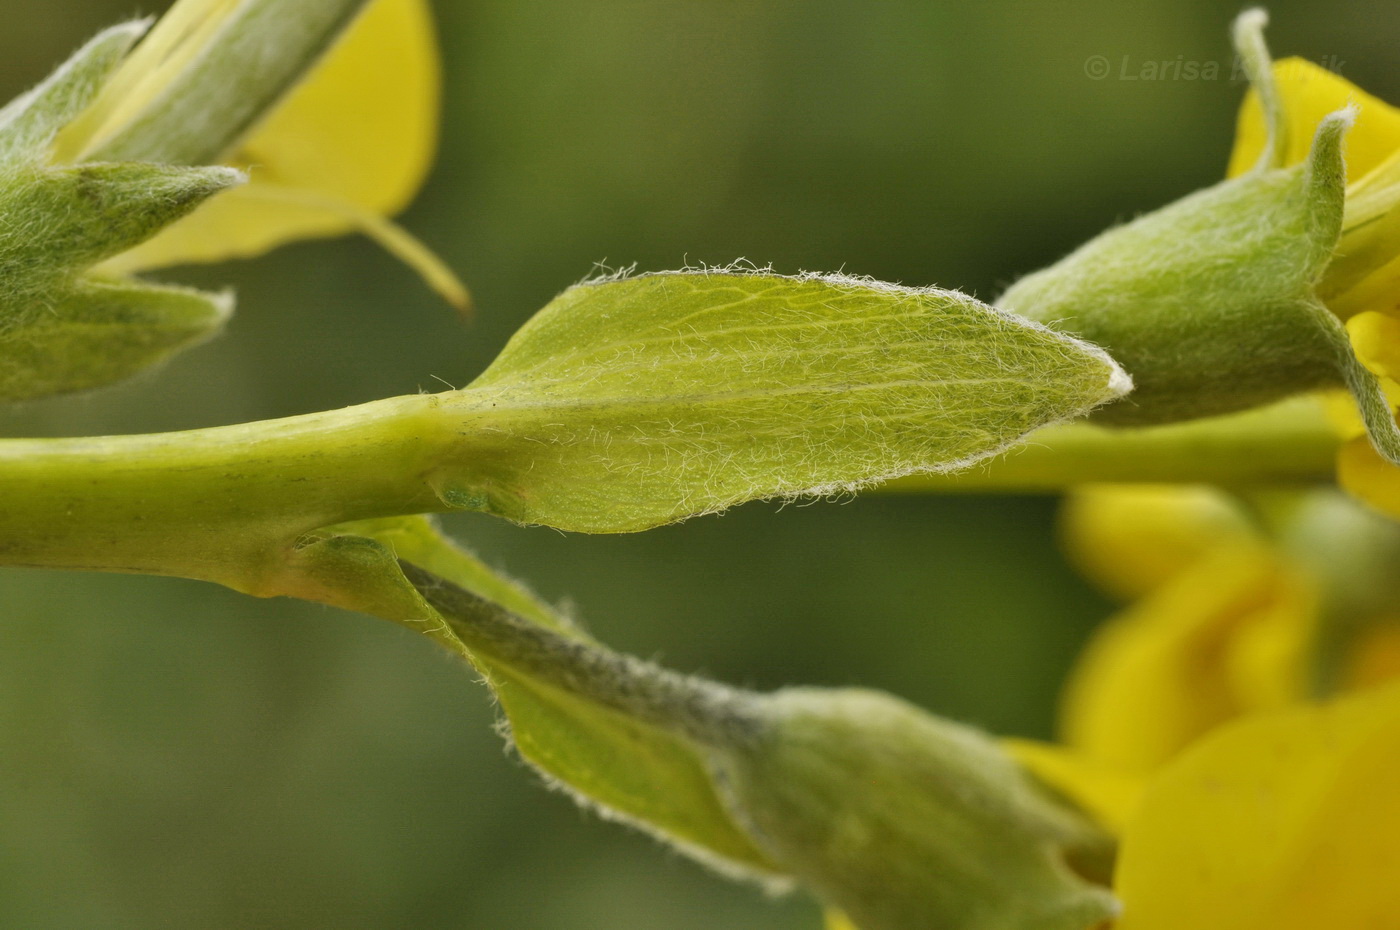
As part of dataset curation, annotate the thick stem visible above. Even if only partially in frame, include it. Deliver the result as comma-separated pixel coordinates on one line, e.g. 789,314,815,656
0,392,478,592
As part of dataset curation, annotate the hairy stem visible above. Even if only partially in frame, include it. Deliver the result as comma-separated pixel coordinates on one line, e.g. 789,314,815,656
401,561,768,749
0,392,486,592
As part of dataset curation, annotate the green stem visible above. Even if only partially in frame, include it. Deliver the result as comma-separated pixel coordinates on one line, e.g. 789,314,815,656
400,561,767,749
0,392,480,592
0,390,1344,590
880,395,1340,492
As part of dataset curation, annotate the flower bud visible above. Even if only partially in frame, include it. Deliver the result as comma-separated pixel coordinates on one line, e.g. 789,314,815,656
400,561,1119,930
710,688,1120,930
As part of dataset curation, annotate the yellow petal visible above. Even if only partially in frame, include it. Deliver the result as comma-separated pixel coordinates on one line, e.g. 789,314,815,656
54,0,243,161
1321,386,1366,438
824,910,859,930
1059,484,1255,601
1221,599,1311,712
1338,435,1400,520
1005,739,1145,836
1325,177,1400,319
1115,680,1400,930
116,0,440,271
1325,251,1400,319
1228,57,1400,179
1060,545,1315,773
1347,311,1400,381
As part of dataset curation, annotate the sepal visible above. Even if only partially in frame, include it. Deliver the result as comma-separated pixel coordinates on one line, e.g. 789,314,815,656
0,278,231,401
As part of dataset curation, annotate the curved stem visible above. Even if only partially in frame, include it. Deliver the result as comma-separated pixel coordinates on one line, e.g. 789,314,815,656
1311,300,1400,465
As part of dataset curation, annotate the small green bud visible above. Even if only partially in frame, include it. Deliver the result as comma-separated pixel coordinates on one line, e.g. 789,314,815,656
0,278,232,401
999,12,1360,429
710,689,1118,930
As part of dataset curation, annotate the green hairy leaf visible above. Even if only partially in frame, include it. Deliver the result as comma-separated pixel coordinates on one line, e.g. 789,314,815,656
0,22,145,162
442,270,1131,532
0,160,241,401
0,279,231,402
292,517,786,883
0,268,1129,578
0,23,244,403
0,162,242,290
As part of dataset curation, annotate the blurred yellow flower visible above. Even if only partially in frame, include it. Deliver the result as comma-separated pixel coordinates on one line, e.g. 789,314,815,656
61,0,467,308
1060,540,1316,773
1005,485,1400,930
1013,682,1400,928
1058,483,1255,602
1112,679,1400,930
1055,484,1400,773
823,910,858,930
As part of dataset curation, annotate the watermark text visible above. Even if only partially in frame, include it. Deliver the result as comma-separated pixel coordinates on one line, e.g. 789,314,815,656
1083,54,1345,82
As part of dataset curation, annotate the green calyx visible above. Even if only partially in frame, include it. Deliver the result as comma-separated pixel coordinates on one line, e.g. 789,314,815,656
999,10,1400,466
710,689,1119,930
999,80,1347,424
0,23,242,402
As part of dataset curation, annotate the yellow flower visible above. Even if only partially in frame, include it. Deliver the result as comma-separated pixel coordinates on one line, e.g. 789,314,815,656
62,0,467,308
1229,59,1400,518
1004,485,1400,929
1013,681,1400,930
1054,484,1400,773
1038,486,1321,781
1060,540,1317,773
1058,483,1256,602
1113,679,1400,929
857,679,1400,930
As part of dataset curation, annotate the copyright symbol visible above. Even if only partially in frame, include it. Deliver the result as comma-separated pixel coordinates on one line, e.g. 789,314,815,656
1084,55,1111,80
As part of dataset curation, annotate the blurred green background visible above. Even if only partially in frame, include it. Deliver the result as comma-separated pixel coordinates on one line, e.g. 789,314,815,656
1,1,1392,927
